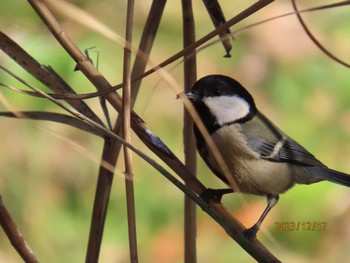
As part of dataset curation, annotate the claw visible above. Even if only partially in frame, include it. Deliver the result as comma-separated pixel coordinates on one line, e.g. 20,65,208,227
243,225,259,240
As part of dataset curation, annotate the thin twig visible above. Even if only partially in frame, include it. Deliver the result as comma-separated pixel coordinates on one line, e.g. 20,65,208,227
291,0,350,68
85,1,167,261
190,0,350,61
202,0,233,57
0,31,104,125
4,0,348,262
182,0,197,262
28,0,274,98
122,0,138,262
118,0,275,85
0,195,39,263
85,137,119,263
3,63,279,261
4,1,348,101
25,1,280,261
0,110,104,137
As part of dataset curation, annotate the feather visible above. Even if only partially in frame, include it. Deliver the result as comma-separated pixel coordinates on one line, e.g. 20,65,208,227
242,112,325,167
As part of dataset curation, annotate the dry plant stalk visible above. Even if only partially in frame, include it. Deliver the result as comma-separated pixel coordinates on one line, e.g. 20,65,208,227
181,0,198,262
14,0,343,262
122,0,139,262
0,0,348,261
86,0,166,262
0,195,39,263
85,1,168,262
1,0,281,262
25,0,279,261
7,0,280,261
291,0,350,68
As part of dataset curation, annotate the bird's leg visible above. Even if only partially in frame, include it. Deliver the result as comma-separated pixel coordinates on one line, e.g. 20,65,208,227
200,188,233,203
243,194,279,240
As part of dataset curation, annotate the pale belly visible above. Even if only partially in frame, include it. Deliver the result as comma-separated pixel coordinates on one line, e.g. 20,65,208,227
205,126,295,195
231,159,295,195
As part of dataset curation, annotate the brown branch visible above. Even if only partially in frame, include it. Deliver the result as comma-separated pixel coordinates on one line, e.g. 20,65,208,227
85,137,119,263
195,0,350,57
291,0,350,68
130,115,281,262
122,0,139,262
4,1,349,102
85,1,167,262
1,67,244,262
0,195,39,263
202,0,233,57
0,31,104,125
26,0,280,261
0,110,104,137
115,0,275,86
182,0,197,262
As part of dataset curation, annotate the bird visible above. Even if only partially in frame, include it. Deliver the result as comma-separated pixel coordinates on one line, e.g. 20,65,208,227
183,74,350,240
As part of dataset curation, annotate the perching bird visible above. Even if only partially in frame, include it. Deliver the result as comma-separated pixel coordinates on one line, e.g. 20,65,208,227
184,74,350,239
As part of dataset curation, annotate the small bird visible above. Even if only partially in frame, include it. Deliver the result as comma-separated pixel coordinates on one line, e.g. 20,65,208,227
184,74,350,239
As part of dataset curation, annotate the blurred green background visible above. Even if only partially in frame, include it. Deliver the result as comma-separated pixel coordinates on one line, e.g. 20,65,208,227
1,0,350,262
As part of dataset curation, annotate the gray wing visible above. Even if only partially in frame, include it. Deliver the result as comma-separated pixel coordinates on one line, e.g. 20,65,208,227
242,112,326,167
260,137,326,167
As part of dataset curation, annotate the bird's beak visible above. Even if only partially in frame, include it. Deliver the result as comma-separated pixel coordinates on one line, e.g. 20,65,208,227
177,90,198,101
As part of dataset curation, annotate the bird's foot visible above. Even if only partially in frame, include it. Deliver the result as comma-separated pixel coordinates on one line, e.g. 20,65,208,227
243,224,259,240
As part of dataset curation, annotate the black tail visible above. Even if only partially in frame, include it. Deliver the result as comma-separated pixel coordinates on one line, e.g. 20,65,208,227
324,168,350,187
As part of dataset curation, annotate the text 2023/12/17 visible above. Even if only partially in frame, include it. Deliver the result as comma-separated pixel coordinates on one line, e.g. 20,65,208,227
275,221,328,231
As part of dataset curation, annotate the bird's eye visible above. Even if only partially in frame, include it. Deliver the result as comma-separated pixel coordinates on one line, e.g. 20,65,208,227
212,89,221,96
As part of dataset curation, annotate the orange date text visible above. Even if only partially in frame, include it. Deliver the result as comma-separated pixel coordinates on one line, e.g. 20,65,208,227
274,221,327,231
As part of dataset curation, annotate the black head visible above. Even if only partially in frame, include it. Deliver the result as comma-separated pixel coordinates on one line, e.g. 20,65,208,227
186,75,257,133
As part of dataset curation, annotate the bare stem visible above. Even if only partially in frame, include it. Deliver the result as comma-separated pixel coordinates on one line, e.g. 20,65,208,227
25,0,280,261
291,0,350,68
182,0,197,262
85,1,167,261
85,136,119,263
122,0,138,262
122,0,275,83
0,195,39,263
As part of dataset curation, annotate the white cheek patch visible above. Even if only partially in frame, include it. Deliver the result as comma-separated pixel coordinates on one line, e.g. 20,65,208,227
203,95,250,125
